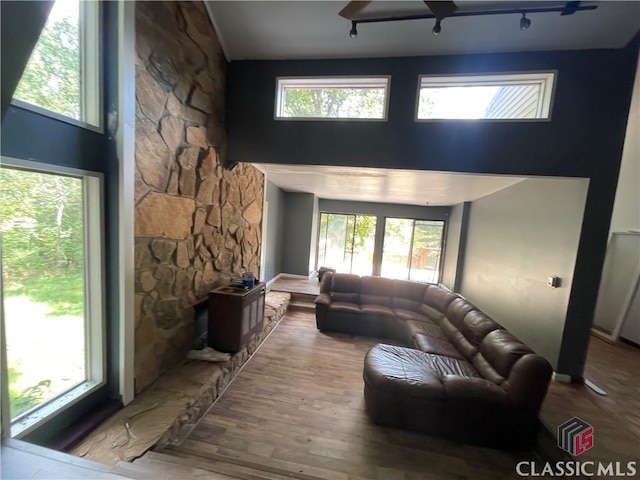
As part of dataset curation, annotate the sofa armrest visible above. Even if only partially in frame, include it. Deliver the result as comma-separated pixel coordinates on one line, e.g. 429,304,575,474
442,375,510,404
315,293,330,306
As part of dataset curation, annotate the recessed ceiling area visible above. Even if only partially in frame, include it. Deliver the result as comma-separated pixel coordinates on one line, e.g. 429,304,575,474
206,1,640,60
255,164,528,206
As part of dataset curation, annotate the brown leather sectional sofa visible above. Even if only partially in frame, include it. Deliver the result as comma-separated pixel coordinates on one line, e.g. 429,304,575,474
314,272,553,448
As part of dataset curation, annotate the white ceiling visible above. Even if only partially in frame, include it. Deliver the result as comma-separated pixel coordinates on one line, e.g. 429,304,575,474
209,1,637,206
256,164,528,206
206,1,640,60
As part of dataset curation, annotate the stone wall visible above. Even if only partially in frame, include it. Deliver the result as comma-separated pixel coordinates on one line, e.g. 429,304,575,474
135,1,264,393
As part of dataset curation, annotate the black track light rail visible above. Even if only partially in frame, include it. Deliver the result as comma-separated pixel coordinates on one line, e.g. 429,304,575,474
350,4,597,27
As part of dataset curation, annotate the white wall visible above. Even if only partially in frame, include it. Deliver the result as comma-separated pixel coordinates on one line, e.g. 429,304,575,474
593,54,640,343
609,53,640,237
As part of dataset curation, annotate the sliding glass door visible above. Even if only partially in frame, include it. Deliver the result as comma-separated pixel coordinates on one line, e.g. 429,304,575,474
317,213,377,276
381,218,444,283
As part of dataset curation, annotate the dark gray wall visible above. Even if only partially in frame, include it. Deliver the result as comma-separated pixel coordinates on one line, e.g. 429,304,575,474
226,40,640,378
459,177,589,368
264,180,285,282
282,192,317,276
441,202,469,292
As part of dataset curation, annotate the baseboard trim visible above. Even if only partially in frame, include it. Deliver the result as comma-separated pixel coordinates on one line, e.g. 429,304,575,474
552,373,573,384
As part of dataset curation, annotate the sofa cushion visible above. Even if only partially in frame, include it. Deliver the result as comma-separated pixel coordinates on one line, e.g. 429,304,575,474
478,330,533,379
392,280,429,312
361,304,394,317
361,276,394,307
394,308,430,323
419,303,446,324
445,297,477,329
423,286,458,313
461,310,503,347
328,302,361,314
330,274,361,304
440,318,479,361
404,319,446,340
363,344,479,401
413,334,466,360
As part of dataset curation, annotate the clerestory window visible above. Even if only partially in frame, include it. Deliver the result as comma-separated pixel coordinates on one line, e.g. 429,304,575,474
275,76,390,121
416,72,556,121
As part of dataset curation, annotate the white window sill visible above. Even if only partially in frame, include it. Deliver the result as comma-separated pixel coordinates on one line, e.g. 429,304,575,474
11,380,104,438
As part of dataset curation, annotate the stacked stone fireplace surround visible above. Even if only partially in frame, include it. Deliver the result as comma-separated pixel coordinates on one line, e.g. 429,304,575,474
134,1,264,393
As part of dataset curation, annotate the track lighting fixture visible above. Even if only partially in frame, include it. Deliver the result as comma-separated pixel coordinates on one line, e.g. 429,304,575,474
350,21,358,38
519,13,531,30
432,18,441,35
346,3,596,37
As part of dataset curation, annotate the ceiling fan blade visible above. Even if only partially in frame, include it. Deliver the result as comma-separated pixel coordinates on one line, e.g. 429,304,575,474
560,1,581,16
424,1,457,19
339,1,372,20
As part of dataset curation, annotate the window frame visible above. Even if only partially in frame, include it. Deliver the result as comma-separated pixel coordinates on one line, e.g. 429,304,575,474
414,71,557,122
380,217,446,284
274,76,391,122
0,157,106,438
10,0,103,132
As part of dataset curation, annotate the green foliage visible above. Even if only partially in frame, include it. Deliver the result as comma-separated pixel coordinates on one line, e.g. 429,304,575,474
1,167,84,281
13,15,80,119
4,274,84,317
283,87,384,118
8,367,51,419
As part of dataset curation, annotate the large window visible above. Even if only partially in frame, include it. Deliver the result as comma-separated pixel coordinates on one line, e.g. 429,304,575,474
416,72,555,121
1,160,104,437
317,213,377,275
381,219,444,283
12,0,101,129
275,77,390,120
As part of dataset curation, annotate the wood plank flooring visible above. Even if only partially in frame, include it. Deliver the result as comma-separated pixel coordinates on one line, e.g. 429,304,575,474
539,335,640,464
177,311,553,480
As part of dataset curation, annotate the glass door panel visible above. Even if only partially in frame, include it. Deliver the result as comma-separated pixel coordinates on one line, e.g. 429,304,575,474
380,218,414,279
409,220,444,283
350,215,376,276
382,218,445,283
317,213,348,272
317,213,376,275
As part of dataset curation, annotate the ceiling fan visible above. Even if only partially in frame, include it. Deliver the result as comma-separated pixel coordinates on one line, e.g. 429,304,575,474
339,1,458,21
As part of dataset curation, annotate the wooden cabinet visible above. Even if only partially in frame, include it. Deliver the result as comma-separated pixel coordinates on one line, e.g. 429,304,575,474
208,282,266,353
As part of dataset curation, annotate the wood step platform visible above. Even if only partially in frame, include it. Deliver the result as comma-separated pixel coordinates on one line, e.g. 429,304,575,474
1,439,132,479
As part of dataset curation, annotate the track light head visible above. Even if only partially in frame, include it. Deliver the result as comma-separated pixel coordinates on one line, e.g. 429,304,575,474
349,22,358,38
432,18,442,35
520,13,531,30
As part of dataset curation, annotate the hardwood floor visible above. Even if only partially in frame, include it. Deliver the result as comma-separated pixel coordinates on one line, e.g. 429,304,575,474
4,276,637,479
539,335,640,464
175,311,555,480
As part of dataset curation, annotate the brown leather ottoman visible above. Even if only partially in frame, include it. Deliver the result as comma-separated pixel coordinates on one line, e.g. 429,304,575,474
363,343,480,437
